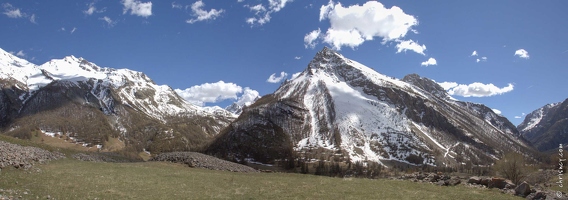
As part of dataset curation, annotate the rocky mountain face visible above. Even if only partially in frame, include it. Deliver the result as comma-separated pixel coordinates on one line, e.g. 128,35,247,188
0,48,235,155
518,98,568,151
208,47,534,167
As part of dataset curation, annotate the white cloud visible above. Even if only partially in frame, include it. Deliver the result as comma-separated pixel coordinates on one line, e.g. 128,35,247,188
294,56,301,60
471,51,478,56
71,27,77,34
304,28,321,49
267,71,288,83
175,81,244,106
396,39,426,55
420,57,437,66
290,72,301,80
442,82,514,97
238,0,245,2
121,0,152,17
476,56,487,63
171,2,183,9
187,0,225,24
246,4,266,12
235,87,260,107
2,3,23,18
175,81,260,107
99,16,116,27
245,0,293,26
491,109,502,115
313,1,422,51
29,14,36,23
438,82,458,90
514,49,529,59
514,113,526,119
84,2,105,15
15,50,25,57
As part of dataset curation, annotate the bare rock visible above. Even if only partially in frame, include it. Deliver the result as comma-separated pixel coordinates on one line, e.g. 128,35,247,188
468,176,481,184
150,152,258,173
515,181,531,197
448,177,461,186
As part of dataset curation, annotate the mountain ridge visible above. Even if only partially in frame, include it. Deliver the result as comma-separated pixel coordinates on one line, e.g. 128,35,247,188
0,47,235,156
208,47,535,167
518,98,568,151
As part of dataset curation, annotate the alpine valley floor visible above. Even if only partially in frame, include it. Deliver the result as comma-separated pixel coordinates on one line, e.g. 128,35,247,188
0,158,521,200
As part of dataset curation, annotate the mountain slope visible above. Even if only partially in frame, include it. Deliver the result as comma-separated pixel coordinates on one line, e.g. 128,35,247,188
0,48,235,155
208,47,534,167
518,98,568,151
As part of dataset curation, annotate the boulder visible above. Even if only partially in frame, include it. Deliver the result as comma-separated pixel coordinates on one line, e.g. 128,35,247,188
436,180,447,186
514,182,531,197
425,173,440,182
467,176,481,184
488,178,515,189
480,177,491,186
525,190,546,200
448,177,461,186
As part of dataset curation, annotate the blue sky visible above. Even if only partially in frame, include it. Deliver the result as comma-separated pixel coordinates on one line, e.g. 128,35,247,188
1,0,567,125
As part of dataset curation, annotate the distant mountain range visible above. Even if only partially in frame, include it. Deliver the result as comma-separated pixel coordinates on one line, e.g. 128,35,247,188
0,48,234,155
207,47,536,167
1,46,564,166
518,98,568,152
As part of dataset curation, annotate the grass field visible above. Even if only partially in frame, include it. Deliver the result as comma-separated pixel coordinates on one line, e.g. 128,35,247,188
0,158,522,200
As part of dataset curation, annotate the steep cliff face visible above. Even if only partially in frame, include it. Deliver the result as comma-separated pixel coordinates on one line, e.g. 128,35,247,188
519,98,568,151
208,47,534,167
0,48,235,154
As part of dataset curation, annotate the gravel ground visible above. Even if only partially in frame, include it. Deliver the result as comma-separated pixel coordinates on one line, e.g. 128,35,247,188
0,141,64,170
150,152,258,173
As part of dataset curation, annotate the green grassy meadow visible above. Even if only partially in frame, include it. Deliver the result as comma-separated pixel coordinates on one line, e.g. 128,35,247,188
0,158,522,200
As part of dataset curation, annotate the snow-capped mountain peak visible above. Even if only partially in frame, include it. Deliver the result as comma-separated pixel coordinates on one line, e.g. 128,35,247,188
209,47,533,167
0,47,234,121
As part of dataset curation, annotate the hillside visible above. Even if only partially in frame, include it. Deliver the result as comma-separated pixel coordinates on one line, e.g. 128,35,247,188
0,48,235,157
518,98,568,151
208,47,536,167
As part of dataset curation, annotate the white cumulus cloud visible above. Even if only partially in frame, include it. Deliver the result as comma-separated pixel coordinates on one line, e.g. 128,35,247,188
471,51,478,56
122,0,152,17
235,87,260,107
491,109,502,115
438,82,458,90
441,82,514,97
267,71,288,83
175,81,251,106
290,72,301,80
312,0,423,53
245,0,293,26
304,28,321,49
514,49,529,59
396,40,426,55
187,0,225,24
294,56,301,60
420,57,437,66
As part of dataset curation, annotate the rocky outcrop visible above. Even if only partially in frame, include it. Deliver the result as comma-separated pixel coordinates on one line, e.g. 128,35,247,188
0,141,64,170
514,181,531,197
518,98,568,151
150,152,258,173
